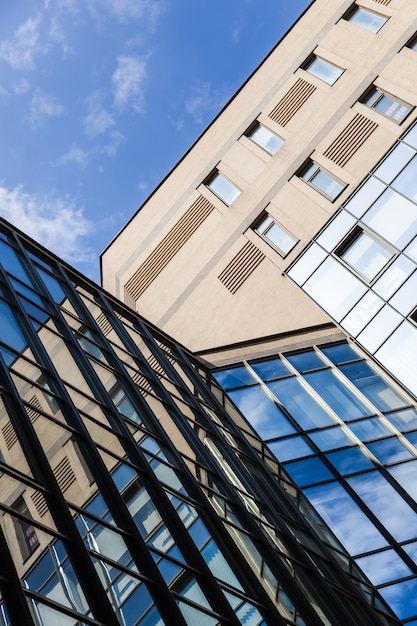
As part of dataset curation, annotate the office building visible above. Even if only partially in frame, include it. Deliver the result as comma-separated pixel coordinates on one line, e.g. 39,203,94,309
0,219,398,625
101,1,417,623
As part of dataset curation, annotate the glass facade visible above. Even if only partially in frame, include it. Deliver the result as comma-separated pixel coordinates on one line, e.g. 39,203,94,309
288,120,417,400
0,221,395,626
213,341,417,624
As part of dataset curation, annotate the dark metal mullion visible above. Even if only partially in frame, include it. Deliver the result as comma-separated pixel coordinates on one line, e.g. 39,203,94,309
0,523,35,626
142,333,392,626
0,272,188,626
97,303,329,626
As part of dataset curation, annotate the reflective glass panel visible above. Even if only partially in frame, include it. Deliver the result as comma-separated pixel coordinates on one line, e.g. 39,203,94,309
206,172,240,205
373,143,415,184
228,385,297,438
363,188,417,249
367,437,412,464
392,153,417,202
346,7,387,32
388,460,417,501
340,230,392,281
339,360,408,411
342,291,384,337
268,436,314,461
343,177,385,218
305,57,343,85
250,358,290,381
267,377,335,429
247,123,283,155
304,369,371,419
375,322,417,398
373,255,414,299
379,578,417,620
348,417,391,441
309,426,354,451
355,550,412,586
326,447,374,474
213,366,256,390
284,457,333,486
320,342,359,364
285,350,325,372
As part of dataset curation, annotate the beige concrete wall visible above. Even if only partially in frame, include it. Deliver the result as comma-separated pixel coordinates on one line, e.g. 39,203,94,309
102,0,417,352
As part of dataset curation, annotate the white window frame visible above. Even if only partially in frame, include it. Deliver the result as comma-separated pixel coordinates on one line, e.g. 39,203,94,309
361,87,412,124
303,55,343,85
205,171,241,206
344,6,387,33
254,215,298,257
246,123,284,155
299,162,346,201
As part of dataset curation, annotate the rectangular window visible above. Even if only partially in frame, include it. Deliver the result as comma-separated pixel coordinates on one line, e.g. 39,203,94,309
254,215,297,257
14,496,40,559
206,171,241,205
345,7,387,32
299,162,345,200
303,56,343,85
246,123,283,155
407,34,417,51
362,87,412,123
335,226,393,281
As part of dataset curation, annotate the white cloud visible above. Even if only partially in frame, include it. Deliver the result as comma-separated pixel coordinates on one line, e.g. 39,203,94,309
83,91,115,137
102,129,125,155
89,0,164,26
112,55,148,112
185,82,228,125
12,78,30,95
28,90,65,128
0,185,95,264
0,15,47,71
56,145,91,167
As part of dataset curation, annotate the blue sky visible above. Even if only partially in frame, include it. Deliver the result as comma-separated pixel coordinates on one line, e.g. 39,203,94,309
0,0,311,282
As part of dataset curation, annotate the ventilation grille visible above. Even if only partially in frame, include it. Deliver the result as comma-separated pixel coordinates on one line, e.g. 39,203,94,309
2,421,17,450
54,457,76,492
31,491,48,517
26,396,42,423
268,79,316,127
125,195,215,302
131,370,153,395
373,0,390,4
96,312,112,336
323,114,378,167
218,242,265,294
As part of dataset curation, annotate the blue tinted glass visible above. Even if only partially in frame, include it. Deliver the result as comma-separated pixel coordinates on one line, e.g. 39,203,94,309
367,437,412,464
305,482,388,553
326,447,374,474
320,343,359,364
0,299,27,357
348,417,391,441
120,582,152,625
348,471,417,541
228,385,297,438
285,350,325,371
138,605,163,626
355,550,412,586
284,457,333,486
391,153,417,202
340,361,407,411
388,408,417,432
268,436,313,461
188,518,209,549
388,460,417,501
0,240,33,286
405,430,417,447
309,426,354,451
379,578,417,620
304,369,370,419
250,358,289,380
267,377,334,429
25,551,55,589
37,268,66,304
112,463,137,492
213,366,256,390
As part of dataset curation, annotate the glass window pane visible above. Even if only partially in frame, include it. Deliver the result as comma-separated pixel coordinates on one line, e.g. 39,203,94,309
247,123,283,155
357,305,402,353
355,550,412,586
367,437,412,464
379,579,417,620
309,426,355,451
320,343,360,364
389,271,417,315
363,188,417,248
311,169,344,199
340,231,392,281
388,459,417,501
341,291,384,337
284,457,333,486
316,211,356,252
250,358,290,381
305,57,343,85
392,153,417,202
287,243,327,286
347,7,387,32
304,369,371,419
388,407,417,432
343,177,385,218
374,94,411,123
263,222,297,255
304,257,367,321
348,471,417,541
348,417,391,441
339,360,408,411
267,377,335,429
213,366,256,390
304,482,388,553
206,172,240,205
285,350,325,372
228,385,297,438
373,255,414,299
326,447,374,474
268,436,314,461
373,143,415,183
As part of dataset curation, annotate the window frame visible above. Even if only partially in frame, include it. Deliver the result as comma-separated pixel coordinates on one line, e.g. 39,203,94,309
205,170,241,206
245,122,284,155
343,6,388,33
254,214,298,257
303,55,344,86
406,34,417,51
299,161,346,201
361,87,413,124
334,225,394,283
